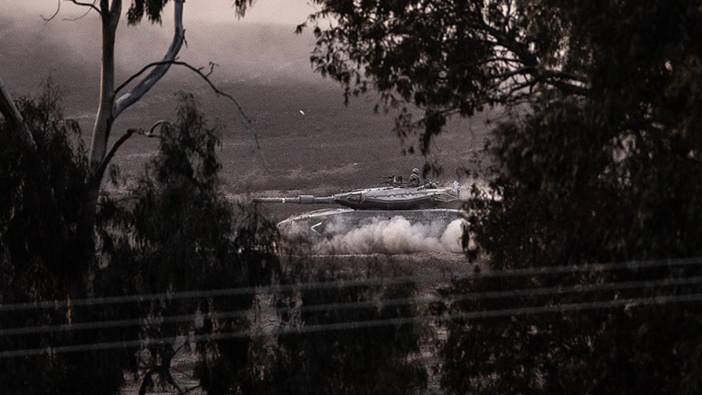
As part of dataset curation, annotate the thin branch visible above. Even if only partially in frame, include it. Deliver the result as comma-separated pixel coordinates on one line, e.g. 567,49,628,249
94,129,136,185
41,0,61,23
545,78,589,96
113,0,185,117
94,120,168,184
63,0,98,22
145,120,169,137
183,384,202,394
492,66,537,80
459,56,522,71
0,77,36,149
501,78,538,99
115,59,260,148
68,0,102,15
544,70,586,83
402,107,461,131
117,60,253,125
468,20,537,67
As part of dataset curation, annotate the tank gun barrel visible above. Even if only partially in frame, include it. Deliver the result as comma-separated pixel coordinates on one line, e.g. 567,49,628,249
254,195,336,205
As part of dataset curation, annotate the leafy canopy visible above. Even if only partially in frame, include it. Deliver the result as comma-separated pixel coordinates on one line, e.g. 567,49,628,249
126,0,256,24
300,0,701,154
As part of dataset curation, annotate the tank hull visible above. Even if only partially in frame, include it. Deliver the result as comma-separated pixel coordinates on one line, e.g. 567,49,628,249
339,196,462,210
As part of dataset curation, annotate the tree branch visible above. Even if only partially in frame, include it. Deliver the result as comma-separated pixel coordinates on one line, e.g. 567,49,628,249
41,0,61,23
144,120,169,138
68,0,102,16
113,0,185,117
0,77,36,149
94,121,167,184
63,0,99,22
468,16,589,98
93,128,135,185
468,19,538,68
543,78,588,96
115,60,261,148
490,67,535,81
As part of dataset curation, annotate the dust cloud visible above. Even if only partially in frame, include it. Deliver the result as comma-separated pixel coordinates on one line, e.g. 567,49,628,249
0,2,322,102
306,216,466,255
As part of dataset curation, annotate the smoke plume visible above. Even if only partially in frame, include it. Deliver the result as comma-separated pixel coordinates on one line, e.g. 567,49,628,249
300,216,466,255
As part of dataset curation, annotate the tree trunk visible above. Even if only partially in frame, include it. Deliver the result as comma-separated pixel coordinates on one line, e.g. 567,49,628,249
89,1,121,169
78,1,122,298
83,0,121,243
0,77,35,148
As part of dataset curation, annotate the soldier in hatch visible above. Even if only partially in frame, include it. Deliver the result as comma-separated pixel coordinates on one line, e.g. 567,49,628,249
408,167,422,187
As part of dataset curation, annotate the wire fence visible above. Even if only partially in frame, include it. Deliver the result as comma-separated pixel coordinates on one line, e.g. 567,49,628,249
2,256,702,359
2,274,702,337
1,256,699,312
2,290,701,359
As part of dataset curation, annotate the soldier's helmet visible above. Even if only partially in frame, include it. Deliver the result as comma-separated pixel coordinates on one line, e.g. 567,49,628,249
411,167,421,175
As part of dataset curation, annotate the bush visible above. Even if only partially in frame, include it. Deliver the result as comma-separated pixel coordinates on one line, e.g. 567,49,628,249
0,83,126,393
250,258,428,395
440,97,702,394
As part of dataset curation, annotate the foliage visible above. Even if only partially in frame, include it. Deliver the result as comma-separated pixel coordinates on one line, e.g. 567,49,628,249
0,83,127,394
97,93,280,393
96,94,426,393
438,4,702,391
0,85,429,393
0,88,281,393
298,0,579,153
252,260,428,395
300,0,702,155
298,0,702,393
126,0,256,24
439,98,702,394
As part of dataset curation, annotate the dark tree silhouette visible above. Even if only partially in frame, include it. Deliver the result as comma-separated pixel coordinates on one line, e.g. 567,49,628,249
0,82,128,393
97,94,280,393
300,1,702,393
251,260,428,395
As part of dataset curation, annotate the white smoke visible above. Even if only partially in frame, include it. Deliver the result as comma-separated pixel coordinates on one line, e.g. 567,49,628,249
309,216,466,255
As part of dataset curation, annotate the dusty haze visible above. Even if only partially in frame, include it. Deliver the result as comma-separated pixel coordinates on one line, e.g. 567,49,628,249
0,0,491,221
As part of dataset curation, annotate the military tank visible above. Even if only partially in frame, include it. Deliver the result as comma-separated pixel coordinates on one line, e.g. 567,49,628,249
254,182,462,210
254,176,465,241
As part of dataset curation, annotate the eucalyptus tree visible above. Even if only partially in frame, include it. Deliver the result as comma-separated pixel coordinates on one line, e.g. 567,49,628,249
0,1,258,391
0,0,256,295
0,0,253,235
